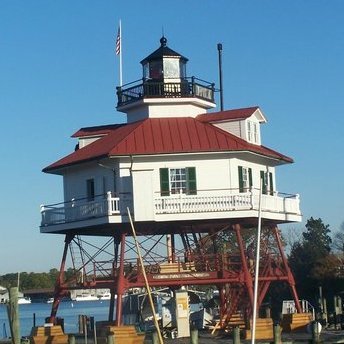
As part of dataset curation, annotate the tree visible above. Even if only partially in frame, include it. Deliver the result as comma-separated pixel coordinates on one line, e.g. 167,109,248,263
332,221,344,253
288,217,333,298
302,217,331,257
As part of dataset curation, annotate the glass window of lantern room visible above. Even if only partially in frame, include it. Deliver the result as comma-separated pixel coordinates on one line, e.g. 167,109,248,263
143,63,150,79
179,61,186,78
164,58,180,78
149,60,163,79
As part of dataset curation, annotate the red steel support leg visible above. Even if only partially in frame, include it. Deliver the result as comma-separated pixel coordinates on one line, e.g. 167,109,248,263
272,226,302,313
234,224,254,308
115,232,126,326
49,234,74,323
108,237,120,322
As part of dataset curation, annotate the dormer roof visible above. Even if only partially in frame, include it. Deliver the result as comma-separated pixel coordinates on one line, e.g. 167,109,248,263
72,124,125,138
43,116,293,174
197,106,266,123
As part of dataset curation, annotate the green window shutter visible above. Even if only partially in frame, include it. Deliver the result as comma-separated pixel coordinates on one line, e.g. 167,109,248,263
269,172,274,195
86,178,95,201
186,167,197,195
238,166,244,193
159,168,170,196
260,171,267,194
248,168,253,189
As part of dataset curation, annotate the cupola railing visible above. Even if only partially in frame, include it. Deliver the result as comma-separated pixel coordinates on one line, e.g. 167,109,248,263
116,77,215,107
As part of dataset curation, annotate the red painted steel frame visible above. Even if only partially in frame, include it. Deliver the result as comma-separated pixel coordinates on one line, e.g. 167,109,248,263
48,223,301,329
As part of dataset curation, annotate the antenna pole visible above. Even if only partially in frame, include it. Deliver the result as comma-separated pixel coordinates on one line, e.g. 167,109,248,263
217,43,224,111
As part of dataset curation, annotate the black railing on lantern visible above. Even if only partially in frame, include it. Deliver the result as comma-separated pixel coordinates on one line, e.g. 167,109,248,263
116,77,215,107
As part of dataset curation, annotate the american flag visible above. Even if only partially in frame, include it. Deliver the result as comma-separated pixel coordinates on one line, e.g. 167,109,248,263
115,26,121,55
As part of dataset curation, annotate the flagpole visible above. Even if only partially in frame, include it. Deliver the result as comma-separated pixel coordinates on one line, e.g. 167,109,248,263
119,19,123,87
251,177,263,344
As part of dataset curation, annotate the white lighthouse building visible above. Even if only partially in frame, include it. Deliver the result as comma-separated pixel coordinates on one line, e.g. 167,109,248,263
41,37,301,234
40,37,304,334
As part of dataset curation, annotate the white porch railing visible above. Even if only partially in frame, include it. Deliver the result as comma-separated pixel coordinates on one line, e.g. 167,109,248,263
40,192,120,226
41,189,300,227
154,189,300,215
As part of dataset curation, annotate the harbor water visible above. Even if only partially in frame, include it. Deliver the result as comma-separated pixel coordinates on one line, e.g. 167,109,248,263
0,300,111,338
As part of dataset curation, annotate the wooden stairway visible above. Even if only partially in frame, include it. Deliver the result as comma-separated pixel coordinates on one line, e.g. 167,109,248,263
281,313,313,332
245,318,274,340
30,325,68,344
97,324,145,344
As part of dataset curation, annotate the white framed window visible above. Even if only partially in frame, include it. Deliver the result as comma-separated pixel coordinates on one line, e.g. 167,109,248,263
170,168,187,194
238,166,252,193
260,170,274,195
247,120,259,144
160,167,197,196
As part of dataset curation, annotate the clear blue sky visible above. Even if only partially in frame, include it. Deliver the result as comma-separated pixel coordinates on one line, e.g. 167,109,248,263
1,1,343,274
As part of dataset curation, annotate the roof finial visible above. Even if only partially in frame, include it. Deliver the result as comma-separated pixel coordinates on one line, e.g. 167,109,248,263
160,35,167,47
160,27,167,47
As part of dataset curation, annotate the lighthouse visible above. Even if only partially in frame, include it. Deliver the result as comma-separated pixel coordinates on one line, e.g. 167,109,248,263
40,36,306,337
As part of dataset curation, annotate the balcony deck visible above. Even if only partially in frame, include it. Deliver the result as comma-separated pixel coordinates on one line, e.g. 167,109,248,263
116,77,215,107
40,189,301,234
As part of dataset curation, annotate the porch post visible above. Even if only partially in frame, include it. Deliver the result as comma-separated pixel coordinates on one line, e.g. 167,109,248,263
107,191,112,215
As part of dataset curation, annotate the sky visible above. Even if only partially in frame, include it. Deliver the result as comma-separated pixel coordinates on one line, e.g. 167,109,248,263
0,1,343,274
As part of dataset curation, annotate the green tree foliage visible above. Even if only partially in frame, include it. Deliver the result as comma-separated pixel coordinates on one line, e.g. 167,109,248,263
302,217,332,258
288,217,344,299
0,269,69,291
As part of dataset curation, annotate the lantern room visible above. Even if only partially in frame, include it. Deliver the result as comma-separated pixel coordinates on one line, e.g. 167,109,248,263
141,36,187,81
116,36,216,122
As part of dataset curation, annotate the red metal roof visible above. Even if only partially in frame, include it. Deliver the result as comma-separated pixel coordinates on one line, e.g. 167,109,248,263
197,106,259,122
43,117,293,173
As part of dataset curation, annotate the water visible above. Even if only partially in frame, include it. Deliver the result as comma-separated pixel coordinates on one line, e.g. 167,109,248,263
0,300,111,338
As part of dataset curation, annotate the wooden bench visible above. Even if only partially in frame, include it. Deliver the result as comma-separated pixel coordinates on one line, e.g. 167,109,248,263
159,261,196,274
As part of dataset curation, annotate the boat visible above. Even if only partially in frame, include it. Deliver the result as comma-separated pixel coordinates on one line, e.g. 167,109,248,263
47,297,54,303
74,293,99,302
98,292,113,300
18,297,31,304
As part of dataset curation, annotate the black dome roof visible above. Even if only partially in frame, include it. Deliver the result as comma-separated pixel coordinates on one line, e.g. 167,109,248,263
140,36,188,64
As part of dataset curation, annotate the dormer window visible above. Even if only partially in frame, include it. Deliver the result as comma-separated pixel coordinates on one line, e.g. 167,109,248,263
247,120,259,144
